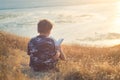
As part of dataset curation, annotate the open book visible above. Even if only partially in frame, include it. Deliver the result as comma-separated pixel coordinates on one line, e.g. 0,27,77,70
54,38,64,46
50,37,64,46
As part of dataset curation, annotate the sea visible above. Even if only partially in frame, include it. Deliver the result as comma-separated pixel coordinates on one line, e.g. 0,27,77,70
0,0,120,46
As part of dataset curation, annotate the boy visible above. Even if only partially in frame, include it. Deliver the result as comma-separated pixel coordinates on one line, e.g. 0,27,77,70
27,19,66,72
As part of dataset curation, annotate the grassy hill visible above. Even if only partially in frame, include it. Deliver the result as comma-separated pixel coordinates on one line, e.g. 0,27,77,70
0,31,120,80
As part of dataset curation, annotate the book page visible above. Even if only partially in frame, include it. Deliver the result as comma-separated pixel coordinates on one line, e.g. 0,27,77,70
55,38,64,46
49,36,64,46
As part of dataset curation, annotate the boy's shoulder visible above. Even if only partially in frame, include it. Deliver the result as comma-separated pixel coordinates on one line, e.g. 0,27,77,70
29,36,54,43
29,36,37,43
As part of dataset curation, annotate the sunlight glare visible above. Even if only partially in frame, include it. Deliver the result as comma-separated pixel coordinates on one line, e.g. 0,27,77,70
114,1,120,28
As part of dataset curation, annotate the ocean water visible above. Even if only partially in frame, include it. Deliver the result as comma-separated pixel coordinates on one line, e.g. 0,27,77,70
0,0,120,46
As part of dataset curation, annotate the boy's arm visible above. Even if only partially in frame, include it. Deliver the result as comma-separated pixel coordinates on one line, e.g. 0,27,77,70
52,52,60,60
59,48,66,60
52,50,66,60
56,46,66,60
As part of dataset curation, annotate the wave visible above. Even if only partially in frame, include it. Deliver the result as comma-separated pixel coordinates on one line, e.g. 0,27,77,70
0,0,117,10
77,33,120,41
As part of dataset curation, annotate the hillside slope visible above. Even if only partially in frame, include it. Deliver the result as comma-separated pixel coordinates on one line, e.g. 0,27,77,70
0,31,120,80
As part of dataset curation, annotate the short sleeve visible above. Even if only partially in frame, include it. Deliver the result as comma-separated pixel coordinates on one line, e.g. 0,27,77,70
27,38,38,55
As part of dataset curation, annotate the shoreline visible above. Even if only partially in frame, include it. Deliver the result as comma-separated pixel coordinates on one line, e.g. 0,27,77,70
0,30,120,48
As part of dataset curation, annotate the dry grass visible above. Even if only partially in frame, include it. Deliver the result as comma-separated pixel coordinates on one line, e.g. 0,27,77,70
0,31,120,80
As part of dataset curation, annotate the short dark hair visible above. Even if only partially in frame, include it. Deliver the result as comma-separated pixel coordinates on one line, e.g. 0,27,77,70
37,19,53,33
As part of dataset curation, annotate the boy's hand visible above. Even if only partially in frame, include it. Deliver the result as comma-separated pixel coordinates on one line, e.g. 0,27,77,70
56,45,61,52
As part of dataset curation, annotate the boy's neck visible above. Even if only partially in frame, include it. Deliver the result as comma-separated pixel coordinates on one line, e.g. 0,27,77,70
40,33,49,37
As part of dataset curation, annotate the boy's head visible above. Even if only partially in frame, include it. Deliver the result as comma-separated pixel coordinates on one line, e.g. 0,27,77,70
37,19,53,35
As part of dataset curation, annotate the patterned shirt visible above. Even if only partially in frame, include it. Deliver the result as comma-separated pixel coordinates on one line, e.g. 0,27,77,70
27,35,57,71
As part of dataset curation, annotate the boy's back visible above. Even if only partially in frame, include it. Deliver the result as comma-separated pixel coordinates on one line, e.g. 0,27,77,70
28,35,57,71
